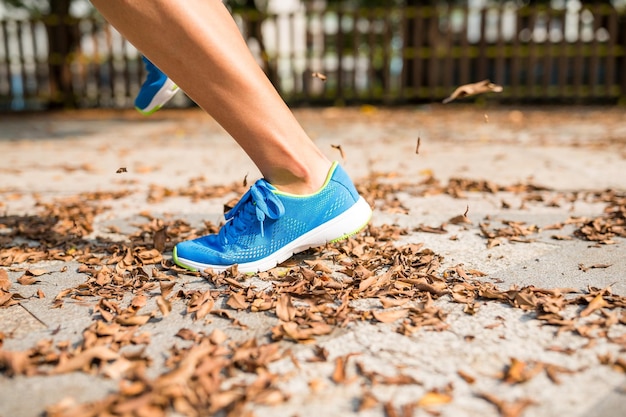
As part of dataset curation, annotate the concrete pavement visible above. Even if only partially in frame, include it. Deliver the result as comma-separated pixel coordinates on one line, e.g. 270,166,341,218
0,106,625,417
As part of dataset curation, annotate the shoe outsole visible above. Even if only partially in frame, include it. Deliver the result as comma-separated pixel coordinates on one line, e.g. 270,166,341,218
172,196,372,274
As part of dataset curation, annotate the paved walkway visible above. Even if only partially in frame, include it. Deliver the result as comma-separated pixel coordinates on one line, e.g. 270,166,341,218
0,106,625,417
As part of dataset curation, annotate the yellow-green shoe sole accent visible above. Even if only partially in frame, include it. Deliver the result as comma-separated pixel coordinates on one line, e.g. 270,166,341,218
135,80,179,116
172,246,198,272
329,213,372,244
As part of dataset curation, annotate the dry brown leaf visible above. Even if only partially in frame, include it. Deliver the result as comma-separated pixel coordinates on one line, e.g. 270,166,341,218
101,357,133,380
331,144,346,162
17,274,39,285
276,321,332,342
504,358,528,383
373,309,409,323
115,313,152,326
130,294,147,311
383,402,400,417
188,290,215,320
442,79,503,104
51,346,119,374
580,293,608,317
175,328,198,341
331,355,348,384
416,390,453,407
209,329,228,345
0,350,32,376
359,390,379,411
449,206,471,225
0,269,11,291
379,297,410,308
276,294,297,322
252,388,288,406
227,292,249,310
159,280,176,298
358,273,379,292
153,227,168,253
208,390,244,414
308,345,329,362
457,369,476,384
312,72,327,81
479,393,534,417
156,296,171,317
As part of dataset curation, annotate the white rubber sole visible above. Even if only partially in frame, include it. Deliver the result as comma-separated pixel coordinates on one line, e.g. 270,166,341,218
136,78,179,115
174,196,372,274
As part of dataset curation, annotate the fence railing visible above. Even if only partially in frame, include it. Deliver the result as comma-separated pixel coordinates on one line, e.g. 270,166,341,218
1,3,625,111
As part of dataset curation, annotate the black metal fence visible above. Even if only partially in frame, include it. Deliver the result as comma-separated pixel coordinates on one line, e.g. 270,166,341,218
1,3,625,111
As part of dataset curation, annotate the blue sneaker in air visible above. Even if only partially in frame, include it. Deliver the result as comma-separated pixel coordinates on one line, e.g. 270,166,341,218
173,162,372,274
135,56,179,115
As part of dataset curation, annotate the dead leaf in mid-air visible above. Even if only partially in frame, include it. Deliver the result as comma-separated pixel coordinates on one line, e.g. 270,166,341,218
116,167,127,173
331,144,346,162
442,79,503,104
312,72,327,81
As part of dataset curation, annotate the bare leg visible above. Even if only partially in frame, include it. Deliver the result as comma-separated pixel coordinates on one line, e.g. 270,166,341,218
91,0,372,274
91,0,331,194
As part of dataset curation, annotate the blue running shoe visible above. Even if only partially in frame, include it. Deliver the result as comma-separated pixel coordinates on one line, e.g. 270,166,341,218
173,162,372,274
135,56,179,115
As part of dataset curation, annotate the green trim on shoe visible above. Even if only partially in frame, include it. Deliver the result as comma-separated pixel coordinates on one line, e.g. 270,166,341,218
272,161,338,198
172,246,198,272
135,104,164,116
329,214,372,244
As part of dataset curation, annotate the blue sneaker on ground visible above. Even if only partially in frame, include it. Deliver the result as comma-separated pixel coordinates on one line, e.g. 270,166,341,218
173,162,372,274
135,56,179,115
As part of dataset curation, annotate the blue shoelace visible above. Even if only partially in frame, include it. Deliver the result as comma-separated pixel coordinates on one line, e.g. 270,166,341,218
222,180,285,243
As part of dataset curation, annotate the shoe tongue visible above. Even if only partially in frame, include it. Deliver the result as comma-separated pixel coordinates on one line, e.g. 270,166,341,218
258,178,276,191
